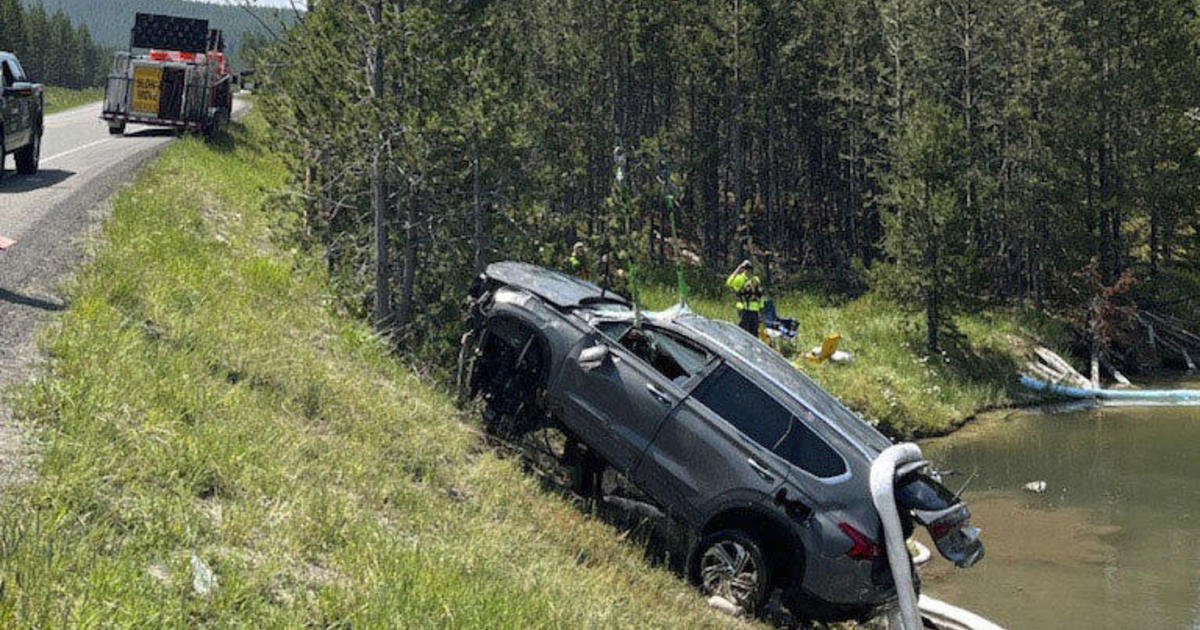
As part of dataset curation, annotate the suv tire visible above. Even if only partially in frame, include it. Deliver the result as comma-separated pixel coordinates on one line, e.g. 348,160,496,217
691,529,773,614
15,125,40,175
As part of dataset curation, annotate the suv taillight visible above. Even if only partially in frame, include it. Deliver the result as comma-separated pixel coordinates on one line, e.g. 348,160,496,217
838,522,883,560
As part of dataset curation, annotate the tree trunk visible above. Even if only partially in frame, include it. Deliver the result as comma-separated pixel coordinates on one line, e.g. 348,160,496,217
471,131,486,277
924,181,939,353
369,0,392,332
397,184,418,333
730,0,746,261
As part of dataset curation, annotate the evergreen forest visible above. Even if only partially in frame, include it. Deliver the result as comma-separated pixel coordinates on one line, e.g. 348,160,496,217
236,0,1200,362
0,0,108,88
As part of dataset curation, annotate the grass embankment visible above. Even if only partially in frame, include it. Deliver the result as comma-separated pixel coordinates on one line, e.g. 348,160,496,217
42,85,104,115
640,285,1069,437
0,115,775,629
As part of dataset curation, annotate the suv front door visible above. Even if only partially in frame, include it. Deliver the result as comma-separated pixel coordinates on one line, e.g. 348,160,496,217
560,324,711,474
1,59,20,150
634,363,792,526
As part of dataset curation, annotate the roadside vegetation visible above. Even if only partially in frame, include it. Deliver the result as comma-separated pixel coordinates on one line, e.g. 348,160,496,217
0,115,803,629
640,284,1070,437
42,85,104,114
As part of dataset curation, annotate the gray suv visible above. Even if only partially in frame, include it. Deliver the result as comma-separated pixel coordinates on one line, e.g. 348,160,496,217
459,262,983,620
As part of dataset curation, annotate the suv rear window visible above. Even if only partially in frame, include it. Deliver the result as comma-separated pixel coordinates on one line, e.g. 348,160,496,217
775,410,847,478
694,365,847,478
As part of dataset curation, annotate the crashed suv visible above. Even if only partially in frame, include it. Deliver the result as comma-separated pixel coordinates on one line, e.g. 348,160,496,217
459,262,983,620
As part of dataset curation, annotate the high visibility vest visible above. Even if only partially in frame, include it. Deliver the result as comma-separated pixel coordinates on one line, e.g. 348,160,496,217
726,271,763,312
570,255,588,279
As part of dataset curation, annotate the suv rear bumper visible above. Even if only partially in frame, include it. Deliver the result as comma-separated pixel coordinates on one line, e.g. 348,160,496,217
790,551,902,619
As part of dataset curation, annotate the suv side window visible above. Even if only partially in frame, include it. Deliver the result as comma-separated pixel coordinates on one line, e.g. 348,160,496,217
692,365,790,448
693,365,847,478
1,61,14,87
612,325,710,386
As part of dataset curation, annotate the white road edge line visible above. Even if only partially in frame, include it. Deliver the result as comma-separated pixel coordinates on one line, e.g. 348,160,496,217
42,138,113,165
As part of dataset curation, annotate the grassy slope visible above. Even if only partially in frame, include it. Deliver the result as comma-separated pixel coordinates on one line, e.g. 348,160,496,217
639,285,1069,437
0,114,776,629
42,85,104,115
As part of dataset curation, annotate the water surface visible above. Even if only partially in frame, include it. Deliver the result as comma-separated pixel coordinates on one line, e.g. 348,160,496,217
918,377,1200,630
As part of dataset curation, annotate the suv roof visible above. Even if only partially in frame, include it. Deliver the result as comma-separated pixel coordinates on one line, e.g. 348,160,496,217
486,261,629,308
648,306,892,459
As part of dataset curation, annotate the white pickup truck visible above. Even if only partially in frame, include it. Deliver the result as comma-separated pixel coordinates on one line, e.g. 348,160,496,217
0,51,44,182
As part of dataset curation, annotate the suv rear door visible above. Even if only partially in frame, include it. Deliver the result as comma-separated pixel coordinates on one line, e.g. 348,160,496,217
634,363,792,525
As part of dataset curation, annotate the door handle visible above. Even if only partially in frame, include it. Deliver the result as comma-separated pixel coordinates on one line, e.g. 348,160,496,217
747,457,775,483
645,383,672,406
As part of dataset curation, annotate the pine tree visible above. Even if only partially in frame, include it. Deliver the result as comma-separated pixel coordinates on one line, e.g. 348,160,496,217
0,0,26,59
877,99,966,352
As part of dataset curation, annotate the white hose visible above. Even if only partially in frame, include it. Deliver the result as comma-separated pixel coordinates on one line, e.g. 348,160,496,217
918,595,1008,630
870,442,925,630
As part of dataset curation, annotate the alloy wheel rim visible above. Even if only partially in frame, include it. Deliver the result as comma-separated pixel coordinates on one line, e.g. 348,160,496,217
699,540,760,606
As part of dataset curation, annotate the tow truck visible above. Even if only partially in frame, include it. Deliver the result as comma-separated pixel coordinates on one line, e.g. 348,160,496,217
101,13,234,137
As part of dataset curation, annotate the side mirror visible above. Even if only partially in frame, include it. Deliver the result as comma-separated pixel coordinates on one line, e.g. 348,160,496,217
4,82,35,97
578,344,610,371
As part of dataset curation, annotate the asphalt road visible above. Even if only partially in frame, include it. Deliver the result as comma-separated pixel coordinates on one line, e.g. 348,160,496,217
0,100,246,487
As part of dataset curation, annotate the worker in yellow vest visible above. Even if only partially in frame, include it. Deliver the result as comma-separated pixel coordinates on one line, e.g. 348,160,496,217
568,242,590,280
726,259,764,336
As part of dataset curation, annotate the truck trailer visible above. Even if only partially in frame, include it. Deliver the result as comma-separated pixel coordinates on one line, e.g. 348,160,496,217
102,13,234,137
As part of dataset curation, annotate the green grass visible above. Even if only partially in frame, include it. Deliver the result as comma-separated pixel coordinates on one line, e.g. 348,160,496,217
42,85,104,115
0,113,793,629
639,284,1070,437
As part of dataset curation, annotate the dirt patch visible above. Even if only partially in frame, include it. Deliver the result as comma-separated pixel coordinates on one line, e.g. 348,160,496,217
0,284,55,489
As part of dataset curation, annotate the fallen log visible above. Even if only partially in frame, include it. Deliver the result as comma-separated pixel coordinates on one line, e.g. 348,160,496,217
1099,355,1132,386
1143,311,1200,350
1034,346,1090,386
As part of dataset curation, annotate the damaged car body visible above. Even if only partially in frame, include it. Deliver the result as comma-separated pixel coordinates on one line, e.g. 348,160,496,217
458,262,984,620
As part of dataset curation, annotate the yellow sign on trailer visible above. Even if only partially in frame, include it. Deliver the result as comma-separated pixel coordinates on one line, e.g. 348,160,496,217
131,65,162,116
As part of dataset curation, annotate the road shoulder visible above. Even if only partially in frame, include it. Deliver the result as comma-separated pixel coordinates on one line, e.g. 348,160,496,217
0,138,169,490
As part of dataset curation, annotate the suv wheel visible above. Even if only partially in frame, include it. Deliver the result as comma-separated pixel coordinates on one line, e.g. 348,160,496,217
692,529,772,613
15,126,40,175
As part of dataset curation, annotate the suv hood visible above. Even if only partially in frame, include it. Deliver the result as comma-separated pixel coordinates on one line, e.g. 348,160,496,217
485,261,630,308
